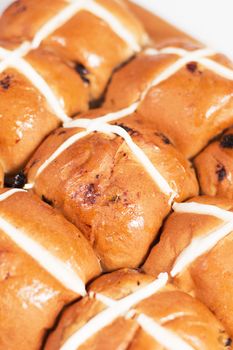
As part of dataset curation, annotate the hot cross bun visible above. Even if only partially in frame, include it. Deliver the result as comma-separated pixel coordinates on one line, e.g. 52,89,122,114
45,269,231,350
0,1,233,349
0,0,147,174
0,188,100,349
144,196,233,336
24,107,198,271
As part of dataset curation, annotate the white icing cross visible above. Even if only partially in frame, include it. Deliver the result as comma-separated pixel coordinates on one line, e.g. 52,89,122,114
31,0,142,53
0,46,71,123
173,201,233,221
2,3,233,202
2,2,233,313
0,189,86,296
137,313,194,350
0,188,26,201
0,190,221,349
29,118,177,199
0,0,142,123
25,45,233,200
60,272,194,350
171,201,233,277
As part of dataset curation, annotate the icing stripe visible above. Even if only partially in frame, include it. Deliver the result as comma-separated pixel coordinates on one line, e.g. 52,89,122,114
30,129,91,187
0,189,26,201
0,216,86,295
91,294,194,350
160,311,191,325
62,272,194,350
94,123,177,199
171,201,233,276
88,272,168,312
29,120,177,199
90,293,192,330
67,120,176,197
137,313,194,350
0,0,142,123
171,219,233,277
205,94,233,119
143,47,159,56
173,202,233,222
31,0,85,50
89,291,116,307
85,0,141,52
160,46,233,82
0,41,31,64
140,48,217,101
145,46,233,84
1,1,141,54
32,0,141,52
199,57,233,80
63,102,140,129
0,47,71,123
60,273,168,350
159,47,215,57
23,44,233,194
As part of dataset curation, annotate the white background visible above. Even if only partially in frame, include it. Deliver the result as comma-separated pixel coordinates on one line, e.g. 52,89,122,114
132,0,233,59
0,0,233,59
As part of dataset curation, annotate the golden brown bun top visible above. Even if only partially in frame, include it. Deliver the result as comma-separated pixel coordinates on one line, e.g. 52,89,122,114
0,0,146,45
143,195,233,336
105,47,233,158
0,188,101,350
45,269,230,350
0,188,101,285
0,0,147,97
0,0,147,174
0,67,59,173
144,195,233,277
25,107,198,271
1,3,233,349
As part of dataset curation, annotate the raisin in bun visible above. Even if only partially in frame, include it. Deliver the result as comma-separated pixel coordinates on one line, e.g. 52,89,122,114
0,188,101,350
0,0,147,98
104,44,233,158
45,269,231,350
195,128,233,199
0,0,147,174
25,107,198,271
143,195,233,336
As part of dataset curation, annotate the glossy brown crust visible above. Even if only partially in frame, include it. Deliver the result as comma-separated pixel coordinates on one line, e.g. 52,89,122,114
26,49,89,116
143,196,233,336
0,163,4,188
105,49,233,159
0,0,146,46
0,0,147,99
194,128,233,199
0,0,146,173
0,189,101,350
45,269,230,350
0,68,59,173
25,108,198,271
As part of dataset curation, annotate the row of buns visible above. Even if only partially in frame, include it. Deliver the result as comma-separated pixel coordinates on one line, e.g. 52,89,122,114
0,1,233,349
